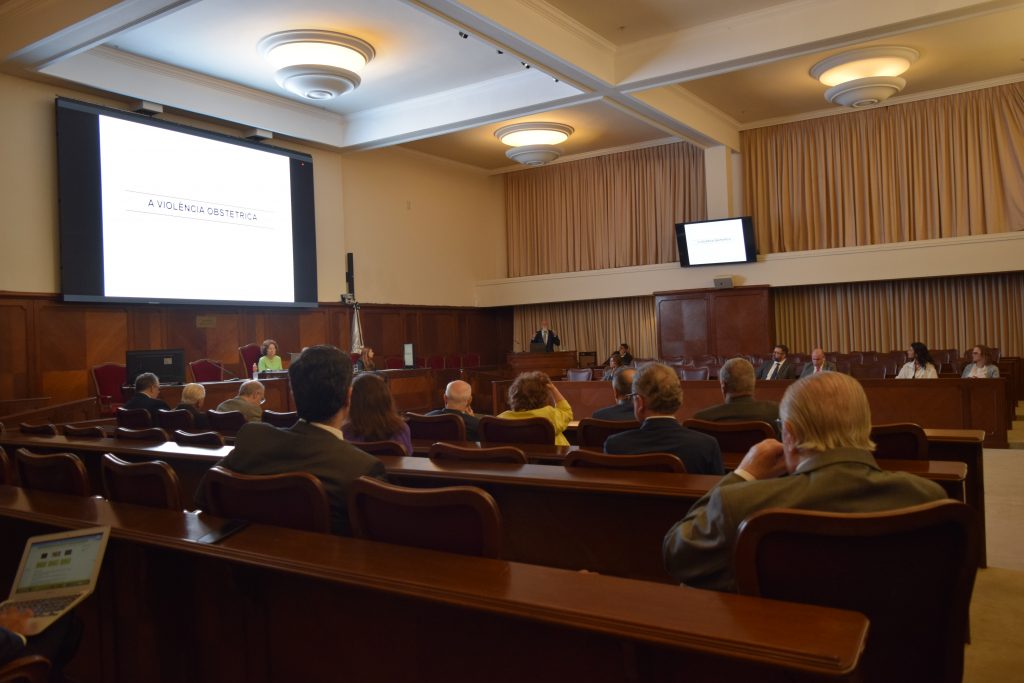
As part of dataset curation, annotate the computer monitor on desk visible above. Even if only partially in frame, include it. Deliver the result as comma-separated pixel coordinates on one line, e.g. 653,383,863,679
126,348,185,385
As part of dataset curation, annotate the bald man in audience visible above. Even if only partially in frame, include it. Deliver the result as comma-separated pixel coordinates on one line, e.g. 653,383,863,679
604,363,722,474
427,380,483,440
592,367,637,421
799,348,837,378
692,358,779,427
216,380,265,422
663,372,947,592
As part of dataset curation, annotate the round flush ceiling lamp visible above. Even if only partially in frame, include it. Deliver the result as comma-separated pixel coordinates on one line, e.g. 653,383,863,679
258,30,375,100
494,122,574,166
809,46,919,108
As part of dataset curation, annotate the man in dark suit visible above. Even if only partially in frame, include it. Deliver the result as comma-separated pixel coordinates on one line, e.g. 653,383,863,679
799,347,837,378
617,343,634,366
194,345,386,535
692,357,779,427
122,372,170,420
663,372,946,592
592,367,637,421
756,344,798,380
530,320,560,352
604,363,723,474
427,380,483,440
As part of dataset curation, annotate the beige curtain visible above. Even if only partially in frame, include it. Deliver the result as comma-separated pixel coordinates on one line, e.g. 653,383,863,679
743,82,1024,253
505,142,706,277
774,272,1024,356
514,296,657,362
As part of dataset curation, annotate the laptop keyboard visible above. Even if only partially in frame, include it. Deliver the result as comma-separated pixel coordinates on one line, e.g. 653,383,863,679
8,594,80,617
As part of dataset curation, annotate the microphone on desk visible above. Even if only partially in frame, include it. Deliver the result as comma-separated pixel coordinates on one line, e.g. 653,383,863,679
207,362,239,380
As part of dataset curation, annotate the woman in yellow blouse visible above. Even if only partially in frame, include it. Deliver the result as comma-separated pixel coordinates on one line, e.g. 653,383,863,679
498,371,573,445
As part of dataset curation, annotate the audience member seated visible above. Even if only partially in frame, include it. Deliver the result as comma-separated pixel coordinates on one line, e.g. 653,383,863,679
663,371,947,592
896,341,939,379
497,371,573,446
257,338,283,372
175,382,210,430
215,380,265,422
592,367,637,421
601,353,621,381
604,363,722,475
426,380,484,441
194,345,386,535
342,373,413,455
755,344,798,380
961,344,1000,379
692,358,779,429
122,372,170,421
0,606,81,679
798,348,836,377
617,343,634,366
354,346,375,372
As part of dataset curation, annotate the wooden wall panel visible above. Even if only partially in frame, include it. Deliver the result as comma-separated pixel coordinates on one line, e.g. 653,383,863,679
0,295,513,402
655,287,773,360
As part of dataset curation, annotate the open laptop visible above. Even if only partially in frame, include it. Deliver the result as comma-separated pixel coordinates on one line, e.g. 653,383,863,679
1,526,110,635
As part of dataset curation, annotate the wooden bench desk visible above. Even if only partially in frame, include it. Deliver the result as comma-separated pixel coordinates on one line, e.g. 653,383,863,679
0,487,867,683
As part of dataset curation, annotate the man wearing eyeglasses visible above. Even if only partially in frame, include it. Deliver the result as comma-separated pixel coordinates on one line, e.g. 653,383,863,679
215,379,265,422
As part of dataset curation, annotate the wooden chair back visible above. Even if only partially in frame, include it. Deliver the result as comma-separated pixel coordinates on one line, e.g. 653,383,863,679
91,363,126,414
262,410,298,428
172,430,225,447
679,366,710,381
565,449,685,473
101,453,183,511
157,408,194,431
735,500,979,683
18,423,57,436
478,416,555,445
0,654,51,683
206,410,247,436
238,344,261,376
14,448,90,496
348,476,502,558
116,407,152,428
114,427,169,442
0,446,12,485
870,423,929,460
352,440,408,457
201,466,331,533
428,442,527,464
565,368,592,381
63,424,106,438
189,358,224,383
405,413,466,442
577,418,640,449
682,419,775,455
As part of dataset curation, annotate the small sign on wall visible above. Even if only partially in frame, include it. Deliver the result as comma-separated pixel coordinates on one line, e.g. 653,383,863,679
195,315,217,328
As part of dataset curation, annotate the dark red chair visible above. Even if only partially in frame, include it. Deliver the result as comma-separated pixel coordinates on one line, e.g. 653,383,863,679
565,368,592,381
114,427,169,442
63,424,106,438
262,410,298,428
101,453,183,510
206,410,247,436
189,358,224,382
461,352,481,368
577,418,640,449
352,440,408,457
565,449,685,473
348,476,502,558
683,419,775,456
0,654,50,683
173,430,226,447
427,355,445,370
116,407,152,428
91,363,126,415
443,354,461,369
870,423,929,460
14,448,90,496
238,343,261,377
201,466,331,533
405,413,466,442
478,416,554,445
157,408,194,431
0,446,13,485
18,423,57,436
428,442,527,464
384,356,404,369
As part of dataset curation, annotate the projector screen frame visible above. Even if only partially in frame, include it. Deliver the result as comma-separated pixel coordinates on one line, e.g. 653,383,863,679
55,97,319,309
674,216,758,268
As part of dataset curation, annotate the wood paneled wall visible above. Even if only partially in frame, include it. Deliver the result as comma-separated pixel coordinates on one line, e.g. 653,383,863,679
0,294,512,403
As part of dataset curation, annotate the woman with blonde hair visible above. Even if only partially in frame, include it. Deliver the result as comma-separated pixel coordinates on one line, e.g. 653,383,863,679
497,371,573,445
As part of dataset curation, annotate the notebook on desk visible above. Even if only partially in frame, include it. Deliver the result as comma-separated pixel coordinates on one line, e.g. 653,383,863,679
0,526,110,635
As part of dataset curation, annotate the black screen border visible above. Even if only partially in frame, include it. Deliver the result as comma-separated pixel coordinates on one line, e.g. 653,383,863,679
674,216,758,268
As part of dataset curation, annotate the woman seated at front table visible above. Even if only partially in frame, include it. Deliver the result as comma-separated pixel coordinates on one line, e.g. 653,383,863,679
257,338,283,372
355,346,375,372
176,382,210,430
342,372,412,455
961,344,1000,379
896,341,938,379
497,371,574,446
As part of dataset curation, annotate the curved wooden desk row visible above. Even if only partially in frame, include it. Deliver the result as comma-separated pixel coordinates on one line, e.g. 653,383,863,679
0,432,971,582
0,487,867,683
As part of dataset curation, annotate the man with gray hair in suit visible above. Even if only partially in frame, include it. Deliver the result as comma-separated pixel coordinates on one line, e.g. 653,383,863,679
692,357,779,426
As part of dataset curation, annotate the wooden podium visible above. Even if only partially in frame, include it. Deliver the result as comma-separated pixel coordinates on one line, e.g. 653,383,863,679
507,351,577,379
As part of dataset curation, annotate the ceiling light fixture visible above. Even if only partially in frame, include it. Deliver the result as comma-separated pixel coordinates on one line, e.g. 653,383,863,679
809,46,919,108
495,122,574,166
258,30,375,100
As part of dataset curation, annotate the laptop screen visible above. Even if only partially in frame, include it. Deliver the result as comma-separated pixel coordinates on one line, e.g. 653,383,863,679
15,532,106,594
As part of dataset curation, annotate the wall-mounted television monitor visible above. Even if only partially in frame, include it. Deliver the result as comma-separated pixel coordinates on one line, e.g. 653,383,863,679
675,216,757,267
56,97,318,308
126,348,185,386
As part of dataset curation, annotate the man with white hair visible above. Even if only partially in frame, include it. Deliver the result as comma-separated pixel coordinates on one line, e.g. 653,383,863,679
663,371,946,592
215,380,265,422
427,380,483,440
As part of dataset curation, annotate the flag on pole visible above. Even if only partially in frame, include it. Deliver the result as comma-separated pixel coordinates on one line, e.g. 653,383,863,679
350,302,363,354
